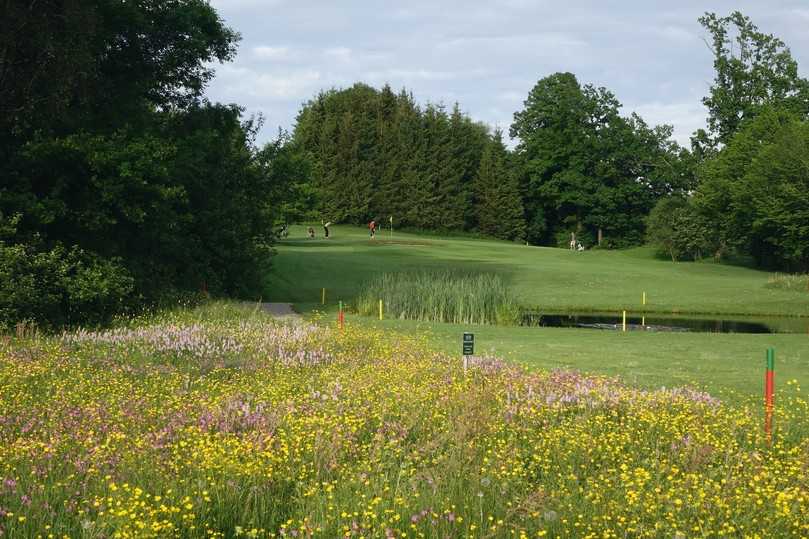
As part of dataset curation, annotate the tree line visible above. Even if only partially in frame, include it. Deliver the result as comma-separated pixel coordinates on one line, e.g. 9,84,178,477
0,0,303,327
293,85,525,239
648,12,809,271
292,11,809,269
292,78,691,248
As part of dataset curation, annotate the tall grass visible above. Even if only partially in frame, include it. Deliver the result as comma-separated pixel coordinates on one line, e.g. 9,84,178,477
356,270,519,325
766,273,809,292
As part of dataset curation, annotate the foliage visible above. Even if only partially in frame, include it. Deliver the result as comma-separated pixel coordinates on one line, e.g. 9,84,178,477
695,108,809,270
355,270,520,325
294,84,490,230
473,130,526,241
1,304,808,537
0,0,291,325
0,0,237,154
698,11,809,146
510,73,690,248
646,197,714,261
260,131,317,224
0,239,134,329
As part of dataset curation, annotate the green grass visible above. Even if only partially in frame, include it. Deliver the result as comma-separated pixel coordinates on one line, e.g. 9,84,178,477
343,315,809,401
766,272,809,292
266,225,809,317
267,225,809,398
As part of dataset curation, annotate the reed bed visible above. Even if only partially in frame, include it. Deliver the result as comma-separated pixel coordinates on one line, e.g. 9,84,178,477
356,270,520,325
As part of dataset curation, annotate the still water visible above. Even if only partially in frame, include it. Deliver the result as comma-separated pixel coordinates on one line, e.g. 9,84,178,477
521,312,809,334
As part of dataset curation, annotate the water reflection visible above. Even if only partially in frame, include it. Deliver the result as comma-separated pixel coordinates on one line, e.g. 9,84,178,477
520,313,786,334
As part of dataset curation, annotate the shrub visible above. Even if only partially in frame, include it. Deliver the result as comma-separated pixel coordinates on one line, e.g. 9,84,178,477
0,239,134,329
646,196,714,261
356,270,519,325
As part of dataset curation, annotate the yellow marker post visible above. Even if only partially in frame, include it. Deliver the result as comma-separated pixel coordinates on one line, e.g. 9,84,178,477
642,291,647,305
622,310,627,332
379,299,383,320
321,288,326,305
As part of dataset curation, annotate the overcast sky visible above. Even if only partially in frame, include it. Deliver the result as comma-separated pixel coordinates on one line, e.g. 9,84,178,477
204,1,809,147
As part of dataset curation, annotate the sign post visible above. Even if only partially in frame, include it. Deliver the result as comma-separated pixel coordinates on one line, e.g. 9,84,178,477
765,348,775,444
462,332,474,374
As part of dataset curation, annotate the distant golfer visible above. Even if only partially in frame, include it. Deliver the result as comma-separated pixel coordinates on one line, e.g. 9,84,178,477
307,226,315,238
369,219,376,239
322,220,331,238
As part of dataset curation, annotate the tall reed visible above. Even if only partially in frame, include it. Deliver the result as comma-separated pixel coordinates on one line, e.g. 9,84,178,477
356,270,519,325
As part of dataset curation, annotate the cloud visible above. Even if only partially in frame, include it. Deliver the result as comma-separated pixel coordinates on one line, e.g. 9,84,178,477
202,0,809,146
209,0,284,10
212,64,322,100
252,46,292,60
629,101,708,146
324,47,352,62
497,90,525,102
365,69,461,83
657,25,695,43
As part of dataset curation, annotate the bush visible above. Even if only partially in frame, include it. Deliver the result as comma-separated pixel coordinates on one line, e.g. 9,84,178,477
356,270,520,325
0,240,134,329
646,196,714,261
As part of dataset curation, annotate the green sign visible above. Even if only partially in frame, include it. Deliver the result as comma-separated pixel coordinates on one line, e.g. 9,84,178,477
462,332,474,355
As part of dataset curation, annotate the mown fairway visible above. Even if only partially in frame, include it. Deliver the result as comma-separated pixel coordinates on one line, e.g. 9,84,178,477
267,225,809,317
267,225,809,397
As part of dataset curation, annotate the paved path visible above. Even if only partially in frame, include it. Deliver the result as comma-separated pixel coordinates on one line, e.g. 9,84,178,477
258,302,300,318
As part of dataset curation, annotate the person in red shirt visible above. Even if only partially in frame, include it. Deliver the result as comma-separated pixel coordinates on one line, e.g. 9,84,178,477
369,220,376,239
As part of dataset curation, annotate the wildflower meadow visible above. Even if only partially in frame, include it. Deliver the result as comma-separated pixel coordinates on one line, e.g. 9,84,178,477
1,303,808,538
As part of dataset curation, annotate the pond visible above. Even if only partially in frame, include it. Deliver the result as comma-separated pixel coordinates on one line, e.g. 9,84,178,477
520,312,809,334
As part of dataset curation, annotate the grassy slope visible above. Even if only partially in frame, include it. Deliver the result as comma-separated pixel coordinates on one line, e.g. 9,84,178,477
265,225,809,397
267,225,809,317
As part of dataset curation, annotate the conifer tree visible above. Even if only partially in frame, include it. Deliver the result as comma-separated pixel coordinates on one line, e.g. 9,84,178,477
474,131,525,241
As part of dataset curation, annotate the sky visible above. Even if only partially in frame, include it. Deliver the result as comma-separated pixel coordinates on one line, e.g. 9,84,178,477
204,1,809,147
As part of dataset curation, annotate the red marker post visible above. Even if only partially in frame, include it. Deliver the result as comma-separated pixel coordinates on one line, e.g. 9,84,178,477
338,300,345,330
765,348,775,444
